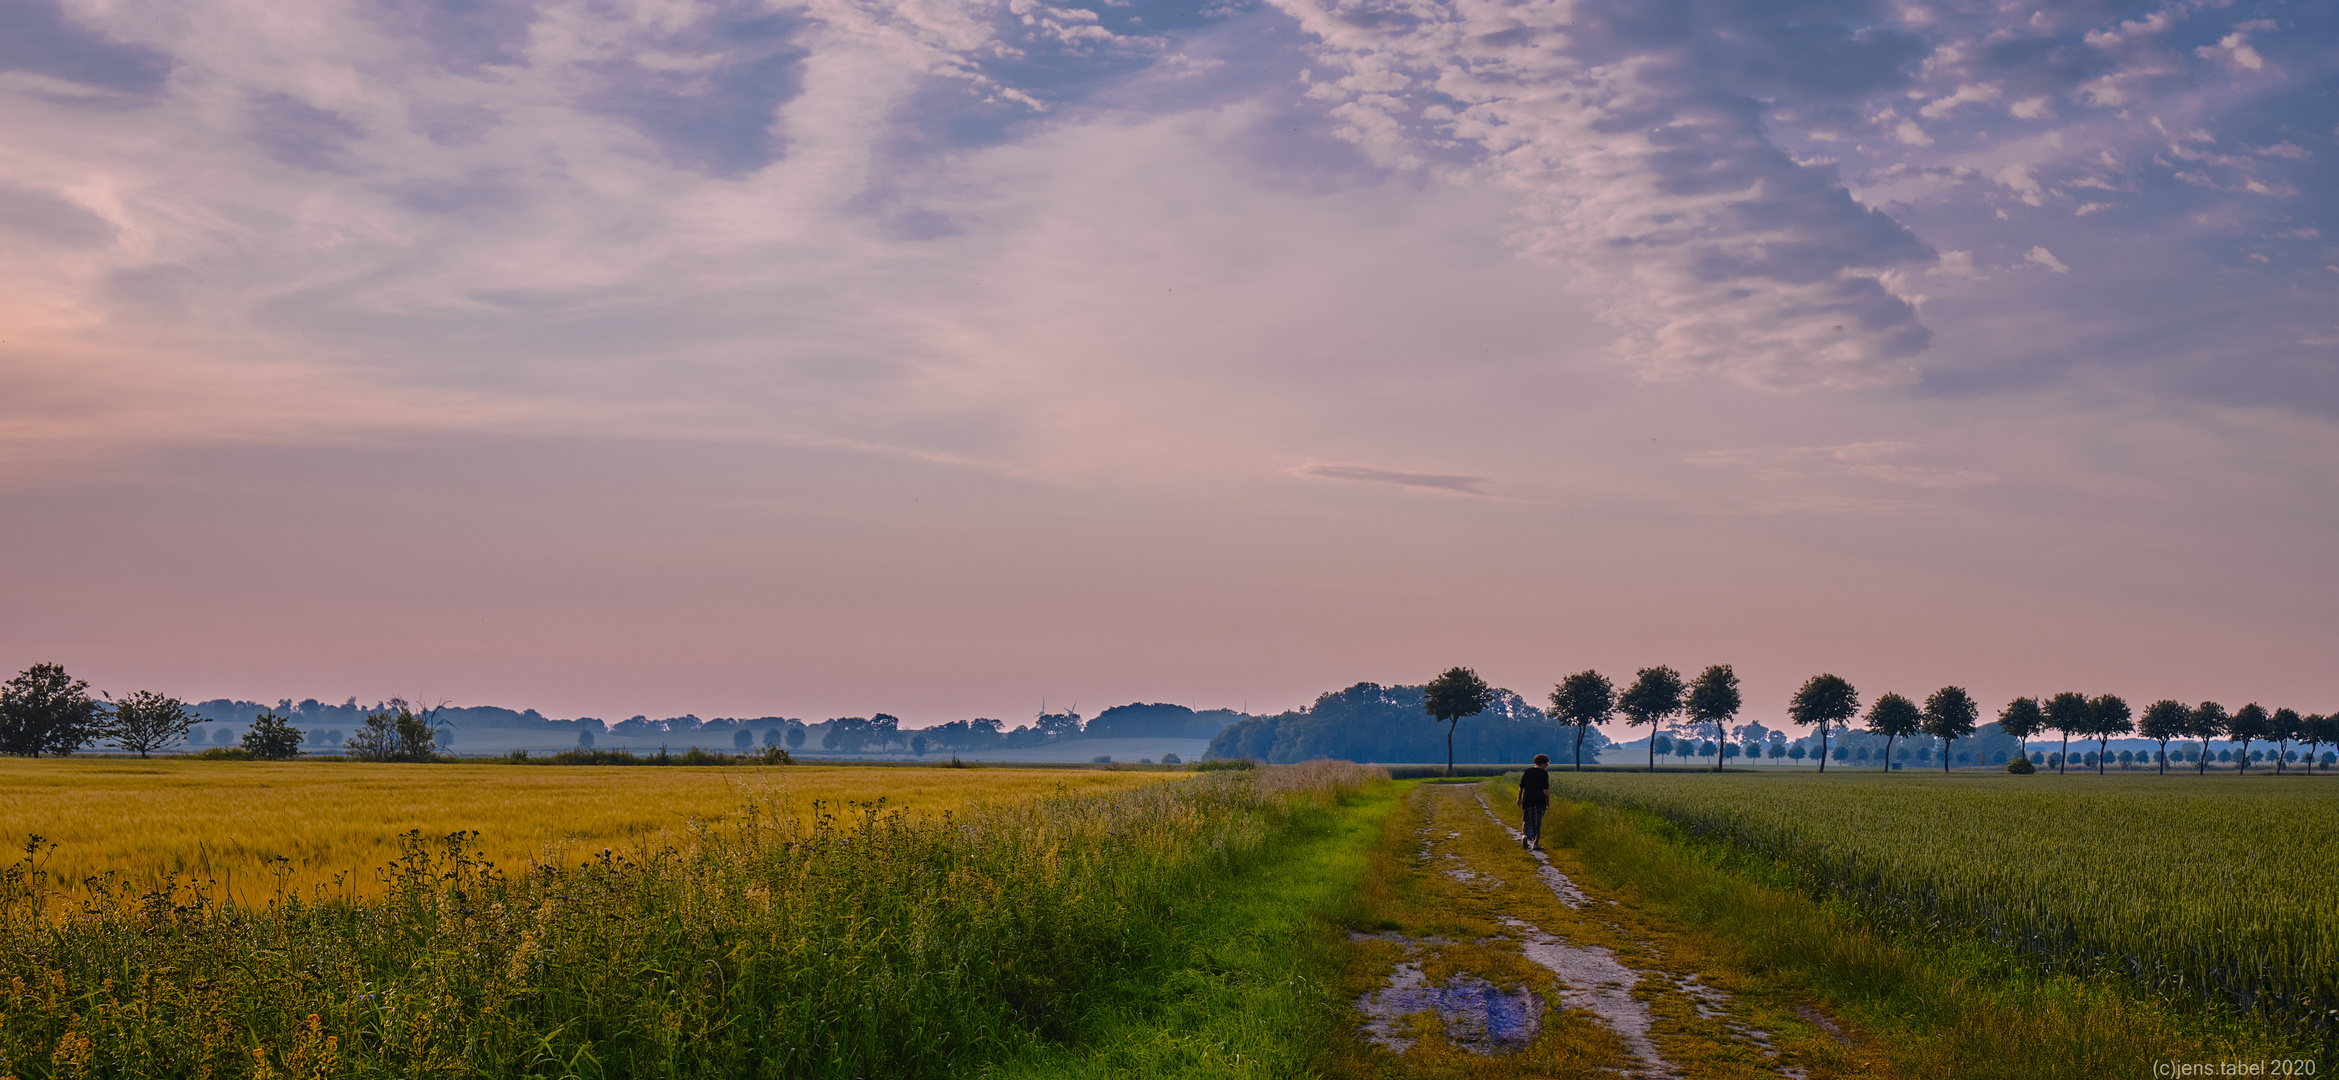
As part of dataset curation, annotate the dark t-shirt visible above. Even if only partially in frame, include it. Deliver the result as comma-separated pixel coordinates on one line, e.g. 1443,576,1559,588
1518,766,1550,807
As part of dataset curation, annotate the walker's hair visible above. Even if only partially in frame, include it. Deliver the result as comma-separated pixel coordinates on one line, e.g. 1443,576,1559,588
1533,754,1549,766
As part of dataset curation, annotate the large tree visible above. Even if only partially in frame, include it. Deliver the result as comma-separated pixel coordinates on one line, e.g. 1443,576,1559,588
1686,665,1742,772
1549,670,1616,772
2137,699,2188,775
1922,686,1980,773
107,690,195,758
2228,703,2269,773
1423,667,1495,777
2085,694,2133,775
2269,708,2302,774
241,710,305,761
0,663,109,757
1787,674,1858,773
2186,702,2229,774
2044,692,2090,775
1864,693,1923,771
1617,666,1685,773
1997,697,2046,764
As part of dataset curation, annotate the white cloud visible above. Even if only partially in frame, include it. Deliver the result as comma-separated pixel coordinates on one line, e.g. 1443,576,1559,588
2197,33,2265,71
1895,120,1936,145
2025,246,2070,273
1920,83,2000,118
1994,163,2048,206
2009,96,2054,120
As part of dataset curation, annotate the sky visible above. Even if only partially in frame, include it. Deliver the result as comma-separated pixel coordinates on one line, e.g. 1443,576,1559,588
2,0,2335,736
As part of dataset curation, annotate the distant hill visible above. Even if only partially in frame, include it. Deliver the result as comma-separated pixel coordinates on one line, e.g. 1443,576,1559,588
1206,682,1610,766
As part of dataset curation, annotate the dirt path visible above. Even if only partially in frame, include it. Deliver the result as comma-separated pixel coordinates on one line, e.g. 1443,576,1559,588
1333,780,1881,1079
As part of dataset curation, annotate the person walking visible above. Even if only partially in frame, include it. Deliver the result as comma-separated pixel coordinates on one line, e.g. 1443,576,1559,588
1517,753,1551,850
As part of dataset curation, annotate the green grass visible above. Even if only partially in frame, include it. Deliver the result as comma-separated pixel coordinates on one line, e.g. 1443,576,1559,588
0,763,1384,1079
1541,771,2337,1056
983,780,1401,1079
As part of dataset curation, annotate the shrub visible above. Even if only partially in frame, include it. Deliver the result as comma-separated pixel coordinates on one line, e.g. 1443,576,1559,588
1160,752,1182,765
1193,757,1258,771
195,746,256,761
2007,756,2036,774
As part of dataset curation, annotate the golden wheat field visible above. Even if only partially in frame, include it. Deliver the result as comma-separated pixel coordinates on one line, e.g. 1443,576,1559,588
0,759,1182,902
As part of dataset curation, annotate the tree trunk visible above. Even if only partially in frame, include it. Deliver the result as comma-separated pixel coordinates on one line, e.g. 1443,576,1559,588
2097,735,2108,774
1574,723,1586,771
1883,735,1895,772
2157,740,2167,775
1446,721,1455,778
1647,731,1655,772
2059,733,2069,774
2199,737,2210,774
1817,726,1827,773
1943,737,1954,773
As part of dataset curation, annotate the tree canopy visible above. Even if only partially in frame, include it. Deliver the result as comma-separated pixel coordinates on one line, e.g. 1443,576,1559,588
1687,665,1743,771
1617,666,1685,772
1864,692,1923,769
1787,673,1857,772
108,690,194,758
1424,667,1497,776
1549,670,1616,771
0,664,109,758
1921,686,1979,772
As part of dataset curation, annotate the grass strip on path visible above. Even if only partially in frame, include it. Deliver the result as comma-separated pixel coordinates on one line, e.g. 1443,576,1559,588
983,777,1402,1080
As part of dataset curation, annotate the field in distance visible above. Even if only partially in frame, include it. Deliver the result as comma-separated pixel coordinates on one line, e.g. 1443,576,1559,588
0,759,1182,903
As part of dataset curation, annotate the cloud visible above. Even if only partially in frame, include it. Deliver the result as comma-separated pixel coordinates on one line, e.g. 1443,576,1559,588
1919,83,1999,118
2025,246,2070,273
1286,462,1490,495
1270,0,1939,389
2197,33,2265,72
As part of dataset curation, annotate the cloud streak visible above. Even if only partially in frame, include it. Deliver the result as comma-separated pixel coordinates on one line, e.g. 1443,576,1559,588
1286,462,1491,495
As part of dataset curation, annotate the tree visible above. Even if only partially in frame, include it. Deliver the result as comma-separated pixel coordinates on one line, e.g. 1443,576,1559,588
2044,692,2090,775
786,726,807,750
107,690,195,758
1864,693,1922,771
2301,714,2329,776
1548,670,1615,772
2083,694,2132,775
2228,704,2269,773
241,710,305,760
1787,674,1857,773
2269,708,2302,775
1921,686,1979,773
1424,667,1495,777
1997,697,2046,762
346,700,440,763
2186,702,2228,774
1687,665,1743,772
1617,666,1685,772
0,663,109,757
1652,733,1673,761
2137,700,2187,776
910,733,929,757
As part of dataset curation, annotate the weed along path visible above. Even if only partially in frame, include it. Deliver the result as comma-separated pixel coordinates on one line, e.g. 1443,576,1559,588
1330,780,1893,1080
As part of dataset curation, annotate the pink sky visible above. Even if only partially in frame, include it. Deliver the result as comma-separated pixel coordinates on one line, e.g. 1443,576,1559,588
3,0,2335,735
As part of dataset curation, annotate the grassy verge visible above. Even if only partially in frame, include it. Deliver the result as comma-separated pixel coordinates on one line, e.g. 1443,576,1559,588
1535,792,2316,1078
984,778,1401,1079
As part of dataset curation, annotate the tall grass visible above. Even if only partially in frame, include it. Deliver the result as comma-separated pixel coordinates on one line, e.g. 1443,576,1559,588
1547,771,2339,1046
0,762,1382,1079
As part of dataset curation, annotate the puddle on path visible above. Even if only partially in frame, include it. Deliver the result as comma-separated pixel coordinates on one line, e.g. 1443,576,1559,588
1355,955,1545,1055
